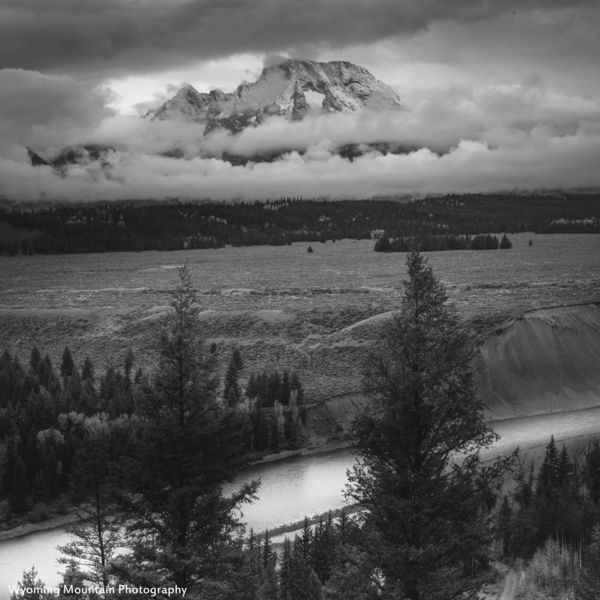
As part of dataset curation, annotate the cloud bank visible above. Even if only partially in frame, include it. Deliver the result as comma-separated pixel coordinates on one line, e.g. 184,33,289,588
2,132,599,203
1,67,599,202
1,1,599,201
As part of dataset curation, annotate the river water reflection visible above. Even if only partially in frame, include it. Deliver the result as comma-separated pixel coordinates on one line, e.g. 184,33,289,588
0,448,356,597
3,406,600,598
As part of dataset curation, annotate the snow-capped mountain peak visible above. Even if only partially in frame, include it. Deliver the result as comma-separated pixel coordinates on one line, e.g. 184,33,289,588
150,59,403,132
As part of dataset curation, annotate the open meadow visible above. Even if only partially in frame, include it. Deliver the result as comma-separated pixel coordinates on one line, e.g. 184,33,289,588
1,233,599,429
0,232,598,350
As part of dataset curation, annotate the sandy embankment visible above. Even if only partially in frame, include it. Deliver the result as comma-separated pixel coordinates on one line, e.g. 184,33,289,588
0,511,84,543
305,303,600,438
476,303,600,420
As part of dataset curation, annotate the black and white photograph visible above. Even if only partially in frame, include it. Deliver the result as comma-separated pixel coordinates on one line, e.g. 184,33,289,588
1,1,600,598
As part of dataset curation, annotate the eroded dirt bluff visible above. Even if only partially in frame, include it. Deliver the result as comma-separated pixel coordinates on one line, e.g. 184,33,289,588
299,303,600,442
474,303,600,420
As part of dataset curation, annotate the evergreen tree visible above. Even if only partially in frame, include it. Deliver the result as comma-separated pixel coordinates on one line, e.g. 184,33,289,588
9,454,30,513
268,373,281,407
535,436,561,543
37,441,59,499
246,373,257,399
232,348,243,371
1,435,19,496
324,545,379,600
58,420,123,590
280,371,291,406
348,250,512,600
124,349,134,382
511,466,537,557
280,538,293,600
576,526,600,600
58,561,87,600
23,430,38,488
60,347,75,380
301,517,313,561
10,567,54,600
223,352,242,407
113,263,258,593
290,372,304,406
583,441,600,503
81,357,94,383
497,496,513,558
499,234,513,249
557,444,574,487
538,436,560,493
287,537,323,600
29,347,42,376
39,354,59,394
312,512,336,583
259,530,279,600
374,235,391,252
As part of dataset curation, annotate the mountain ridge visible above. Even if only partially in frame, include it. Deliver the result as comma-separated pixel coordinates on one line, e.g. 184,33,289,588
151,58,403,133
26,59,406,168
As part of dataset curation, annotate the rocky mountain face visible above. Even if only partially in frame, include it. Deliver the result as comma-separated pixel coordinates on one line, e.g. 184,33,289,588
26,144,116,173
27,60,405,168
151,59,403,133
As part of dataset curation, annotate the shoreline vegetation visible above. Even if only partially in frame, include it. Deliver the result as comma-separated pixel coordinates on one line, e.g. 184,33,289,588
0,330,309,541
1,429,595,544
0,440,354,543
4,399,599,544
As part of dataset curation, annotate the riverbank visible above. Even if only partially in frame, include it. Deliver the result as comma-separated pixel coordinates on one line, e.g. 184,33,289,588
4,406,600,596
251,439,352,465
0,439,353,543
0,510,85,543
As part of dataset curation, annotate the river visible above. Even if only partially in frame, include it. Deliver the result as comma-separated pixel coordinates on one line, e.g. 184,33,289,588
2,406,600,597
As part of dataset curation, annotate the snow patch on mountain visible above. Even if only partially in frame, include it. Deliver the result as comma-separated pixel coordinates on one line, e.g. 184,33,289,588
150,59,403,133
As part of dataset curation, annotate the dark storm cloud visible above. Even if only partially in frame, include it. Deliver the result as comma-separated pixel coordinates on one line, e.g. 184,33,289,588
0,0,595,79
0,69,112,159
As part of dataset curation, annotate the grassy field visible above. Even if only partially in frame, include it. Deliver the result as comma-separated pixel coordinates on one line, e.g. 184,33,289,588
0,233,599,441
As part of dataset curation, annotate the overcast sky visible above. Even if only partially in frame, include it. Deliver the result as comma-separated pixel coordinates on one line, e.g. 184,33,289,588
1,0,599,201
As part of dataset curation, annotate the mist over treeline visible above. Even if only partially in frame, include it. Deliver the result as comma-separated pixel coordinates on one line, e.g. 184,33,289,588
1,193,599,256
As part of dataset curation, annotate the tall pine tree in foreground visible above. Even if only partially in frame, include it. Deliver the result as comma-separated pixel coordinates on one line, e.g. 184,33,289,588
348,250,512,600
58,416,126,591
113,263,258,595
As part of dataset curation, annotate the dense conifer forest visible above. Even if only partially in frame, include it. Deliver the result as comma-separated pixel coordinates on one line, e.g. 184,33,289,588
374,232,513,252
0,193,598,255
0,345,304,527
497,438,600,598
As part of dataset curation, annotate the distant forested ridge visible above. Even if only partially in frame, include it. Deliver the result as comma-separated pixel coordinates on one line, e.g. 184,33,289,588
0,193,598,255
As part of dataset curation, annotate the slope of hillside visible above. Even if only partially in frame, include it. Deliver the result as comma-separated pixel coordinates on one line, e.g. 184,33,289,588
302,303,600,439
475,304,600,420
1,302,599,442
